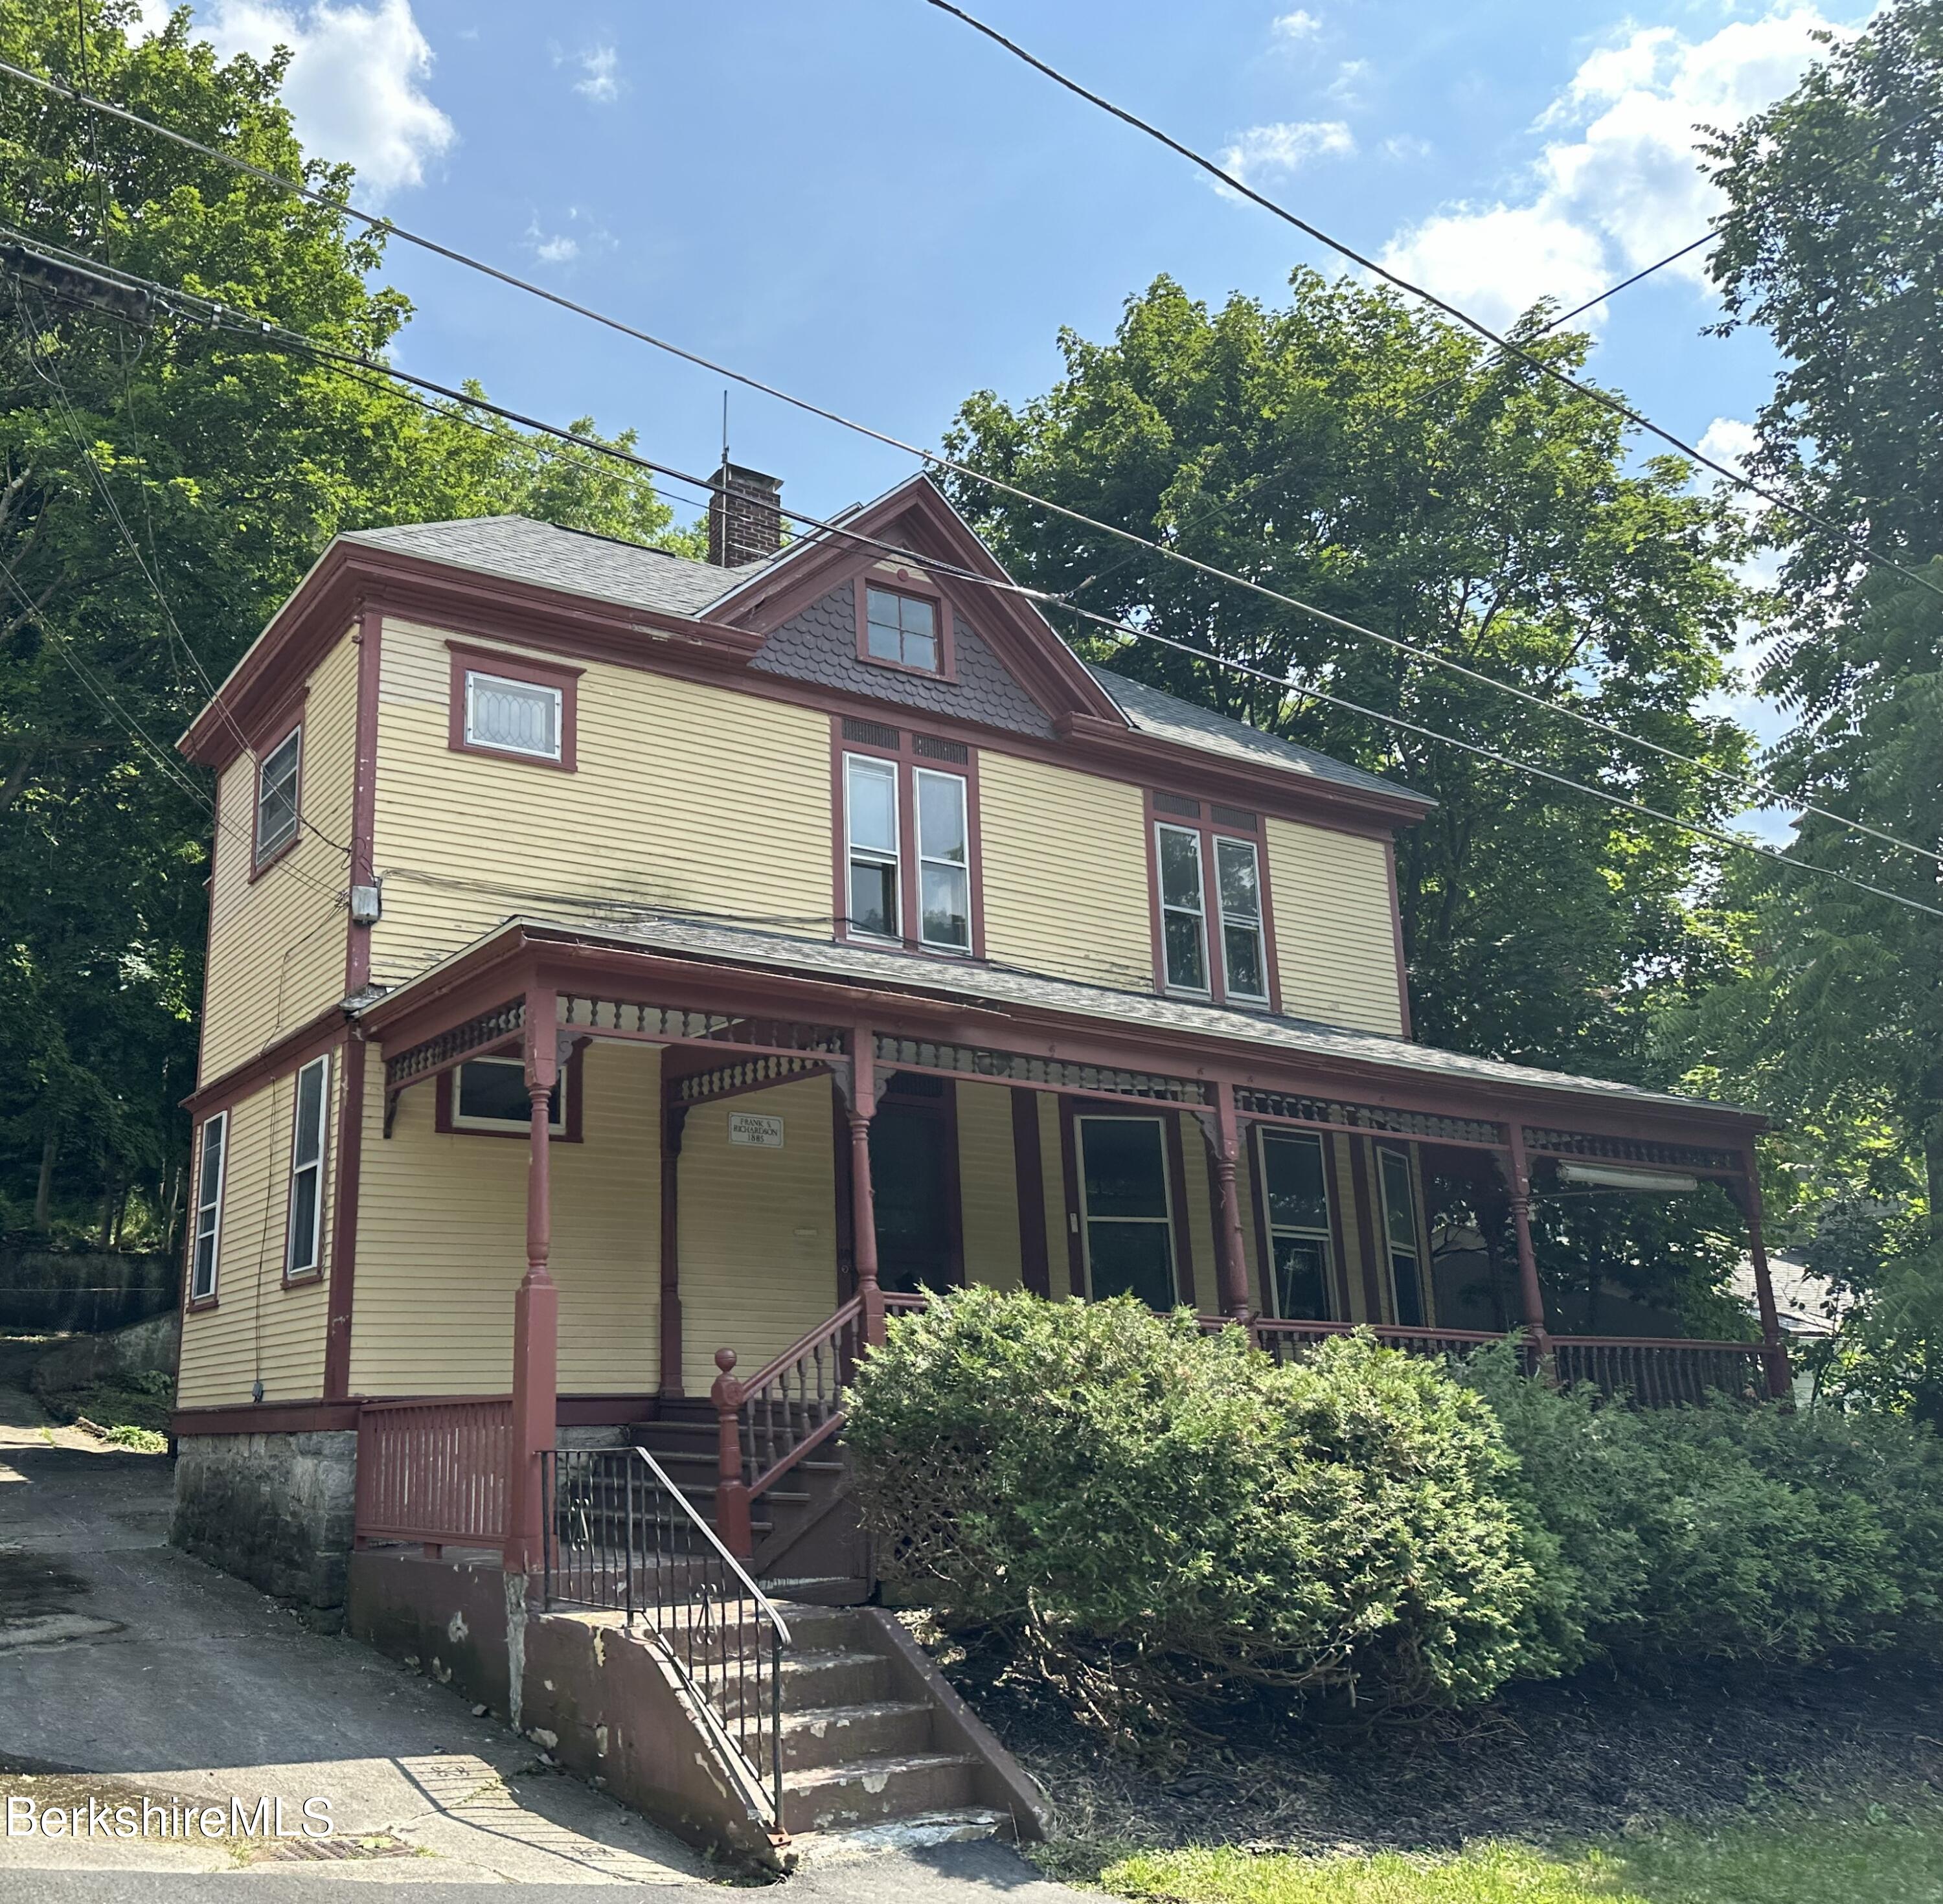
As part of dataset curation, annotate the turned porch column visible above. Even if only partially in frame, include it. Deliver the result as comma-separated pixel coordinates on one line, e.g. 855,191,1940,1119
1735,1150,1793,1401
505,995,560,1576
847,1026,886,1346
1209,1083,1254,1325
1503,1123,1551,1363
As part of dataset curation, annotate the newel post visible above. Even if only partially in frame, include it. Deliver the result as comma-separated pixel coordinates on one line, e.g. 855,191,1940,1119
505,993,560,1577
1503,1123,1551,1368
847,1026,886,1347
710,1348,754,1558
1735,1150,1793,1401
1210,1083,1254,1327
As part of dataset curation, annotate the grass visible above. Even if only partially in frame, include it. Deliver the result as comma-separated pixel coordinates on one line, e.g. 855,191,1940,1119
38,1369,173,1448
1080,1798,1943,1904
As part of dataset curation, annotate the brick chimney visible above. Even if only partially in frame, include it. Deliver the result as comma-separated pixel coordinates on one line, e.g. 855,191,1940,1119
707,460,784,567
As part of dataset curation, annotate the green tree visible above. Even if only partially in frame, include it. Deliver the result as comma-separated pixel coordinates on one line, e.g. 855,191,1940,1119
0,0,695,1243
1690,0,1943,1417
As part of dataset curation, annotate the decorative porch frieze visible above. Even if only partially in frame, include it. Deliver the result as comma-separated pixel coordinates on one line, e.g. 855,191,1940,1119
1234,1087,1504,1148
383,997,527,1134
1523,1127,1740,1175
672,1052,825,1104
556,995,847,1053
874,1033,1209,1105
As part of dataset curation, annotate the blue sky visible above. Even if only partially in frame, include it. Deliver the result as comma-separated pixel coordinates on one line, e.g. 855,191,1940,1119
148,0,1875,762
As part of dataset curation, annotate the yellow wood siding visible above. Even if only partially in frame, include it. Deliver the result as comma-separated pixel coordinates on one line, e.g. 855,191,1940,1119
348,1039,660,1396
957,1082,1021,1290
368,619,831,986
176,1057,338,1408
1177,1117,1216,1310
199,631,357,1080
1265,819,1404,1034
1038,1091,1071,1295
978,753,1153,990
676,1074,837,1396
1333,1134,1370,1322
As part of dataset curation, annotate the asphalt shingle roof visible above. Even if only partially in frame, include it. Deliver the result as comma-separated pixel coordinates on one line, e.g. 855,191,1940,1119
369,909,1750,1122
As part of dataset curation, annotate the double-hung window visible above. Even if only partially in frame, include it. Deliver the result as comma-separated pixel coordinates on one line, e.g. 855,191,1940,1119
841,745,973,953
190,1111,227,1303
1152,797,1271,1006
284,1055,330,1279
1377,1146,1426,1328
255,728,301,867
1257,1129,1335,1320
1076,1116,1177,1309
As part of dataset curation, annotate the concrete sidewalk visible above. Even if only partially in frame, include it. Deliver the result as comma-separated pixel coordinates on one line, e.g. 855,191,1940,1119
0,1387,709,1885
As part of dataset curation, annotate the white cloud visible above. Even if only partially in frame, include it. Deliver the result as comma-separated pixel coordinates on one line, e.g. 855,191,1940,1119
1382,133,1433,162
197,0,454,197
568,44,622,102
1697,416,1760,479
1380,8,1848,330
1218,119,1354,187
534,233,578,264
1324,57,1370,105
1272,9,1323,40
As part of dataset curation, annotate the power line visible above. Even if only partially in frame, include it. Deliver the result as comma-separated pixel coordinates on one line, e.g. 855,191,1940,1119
1535,232,1717,335
919,0,1943,610
16,227,1937,879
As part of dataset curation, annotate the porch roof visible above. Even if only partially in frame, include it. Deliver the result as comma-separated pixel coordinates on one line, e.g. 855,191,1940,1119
357,911,1761,1130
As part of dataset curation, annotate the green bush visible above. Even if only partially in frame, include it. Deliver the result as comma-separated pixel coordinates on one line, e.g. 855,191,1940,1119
1460,1341,1943,1670
847,1288,1540,1740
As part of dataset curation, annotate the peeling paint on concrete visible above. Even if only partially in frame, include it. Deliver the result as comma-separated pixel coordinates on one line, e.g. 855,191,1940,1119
529,1727,560,1750
503,1572,527,1735
447,1609,470,1644
595,1724,609,1756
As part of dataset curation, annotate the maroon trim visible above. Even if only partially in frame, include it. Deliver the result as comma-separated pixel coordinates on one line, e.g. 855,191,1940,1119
172,1400,361,1436
831,719,984,960
1145,791,1280,1012
246,707,305,883
1245,1128,1275,1317
346,609,382,995
434,1047,585,1141
185,1008,347,1120
659,1102,685,1398
323,1034,363,1400
831,1079,856,1304
176,535,1426,839
1057,1096,1085,1298
854,573,960,682
446,641,582,773
1384,838,1411,1038
1011,1087,1051,1297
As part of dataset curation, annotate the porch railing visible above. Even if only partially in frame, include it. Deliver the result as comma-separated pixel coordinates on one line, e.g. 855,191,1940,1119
1245,1318,1508,1366
540,1445,791,1829
1549,1335,1769,1405
354,1396,511,1550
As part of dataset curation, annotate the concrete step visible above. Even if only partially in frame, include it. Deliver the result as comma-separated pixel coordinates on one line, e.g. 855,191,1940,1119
783,1809,1015,1867
780,1699,933,1771
780,1752,977,1835
719,1647,889,1719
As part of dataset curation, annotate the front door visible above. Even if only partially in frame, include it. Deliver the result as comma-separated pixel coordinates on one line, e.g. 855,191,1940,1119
868,1082,959,1295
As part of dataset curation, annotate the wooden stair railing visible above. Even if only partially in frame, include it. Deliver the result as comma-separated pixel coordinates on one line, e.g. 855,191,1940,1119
709,1292,927,1559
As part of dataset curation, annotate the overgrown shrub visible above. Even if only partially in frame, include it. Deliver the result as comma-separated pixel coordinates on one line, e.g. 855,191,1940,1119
1460,1341,1943,1671
847,1288,1540,1741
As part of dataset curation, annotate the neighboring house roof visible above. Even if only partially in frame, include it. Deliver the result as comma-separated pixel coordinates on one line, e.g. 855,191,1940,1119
1085,665,1431,806
340,514,766,620
361,909,1755,1124
1731,1257,1845,1338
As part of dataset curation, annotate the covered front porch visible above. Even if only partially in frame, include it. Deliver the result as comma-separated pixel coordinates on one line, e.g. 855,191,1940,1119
343,914,1789,1585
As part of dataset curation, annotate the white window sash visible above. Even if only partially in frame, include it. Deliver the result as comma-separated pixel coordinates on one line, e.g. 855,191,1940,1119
449,1056,566,1133
255,729,301,863
285,1055,330,1276
191,1111,227,1301
913,767,970,952
1154,822,1210,995
464,671,563,760
1076,1116,1178,1302
844,753,902,942
1377,1146,1424,1317
1214,835,1269,1003
1257,1128,1335,1320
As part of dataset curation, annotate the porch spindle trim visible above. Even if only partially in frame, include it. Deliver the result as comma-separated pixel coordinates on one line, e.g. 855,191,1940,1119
672,1052,821,1104
382,997,525,1128
1523,1128,1740,1173
1235,1088,1503,1147
557,995,845,1054
874,1034,1209,1105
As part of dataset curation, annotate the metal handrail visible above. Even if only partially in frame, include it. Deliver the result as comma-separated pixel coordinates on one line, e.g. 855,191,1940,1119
635,1445,793,1650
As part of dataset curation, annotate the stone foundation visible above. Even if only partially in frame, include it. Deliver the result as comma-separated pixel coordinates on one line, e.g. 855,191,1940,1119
172,1430,356,1632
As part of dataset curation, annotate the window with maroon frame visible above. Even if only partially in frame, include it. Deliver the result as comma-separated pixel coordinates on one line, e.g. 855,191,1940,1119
863,585,941,674
841,749,971,953
255,726,302,867
1152,795,1269,1006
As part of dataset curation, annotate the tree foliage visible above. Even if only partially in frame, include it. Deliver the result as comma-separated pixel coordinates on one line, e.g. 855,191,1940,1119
0,0,697,1243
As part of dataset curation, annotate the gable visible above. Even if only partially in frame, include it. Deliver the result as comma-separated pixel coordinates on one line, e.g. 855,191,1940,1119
749,574,1056,738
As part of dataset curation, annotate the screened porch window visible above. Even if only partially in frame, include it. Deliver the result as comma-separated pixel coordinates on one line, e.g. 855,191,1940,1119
1077,1116,1177,1310
1258,1128,1334,1319
452,1056,562,1132
1378,1145,1426,1327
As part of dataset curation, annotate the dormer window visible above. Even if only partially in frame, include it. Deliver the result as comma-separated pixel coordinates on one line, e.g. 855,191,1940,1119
863,585,941,674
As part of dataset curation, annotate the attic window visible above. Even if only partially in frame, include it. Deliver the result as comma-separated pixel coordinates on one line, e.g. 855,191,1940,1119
861,584,944,675
447,642,582,771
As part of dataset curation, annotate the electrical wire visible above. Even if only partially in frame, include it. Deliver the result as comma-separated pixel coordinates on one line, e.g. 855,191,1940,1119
12,237,1938,922
920,0,1943,609
0,88,1933,865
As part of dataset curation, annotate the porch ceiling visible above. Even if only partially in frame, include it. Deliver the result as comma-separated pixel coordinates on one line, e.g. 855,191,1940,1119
352,912,1763,1144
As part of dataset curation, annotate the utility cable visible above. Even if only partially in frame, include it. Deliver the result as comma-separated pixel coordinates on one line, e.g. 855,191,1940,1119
920,0,1943,608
